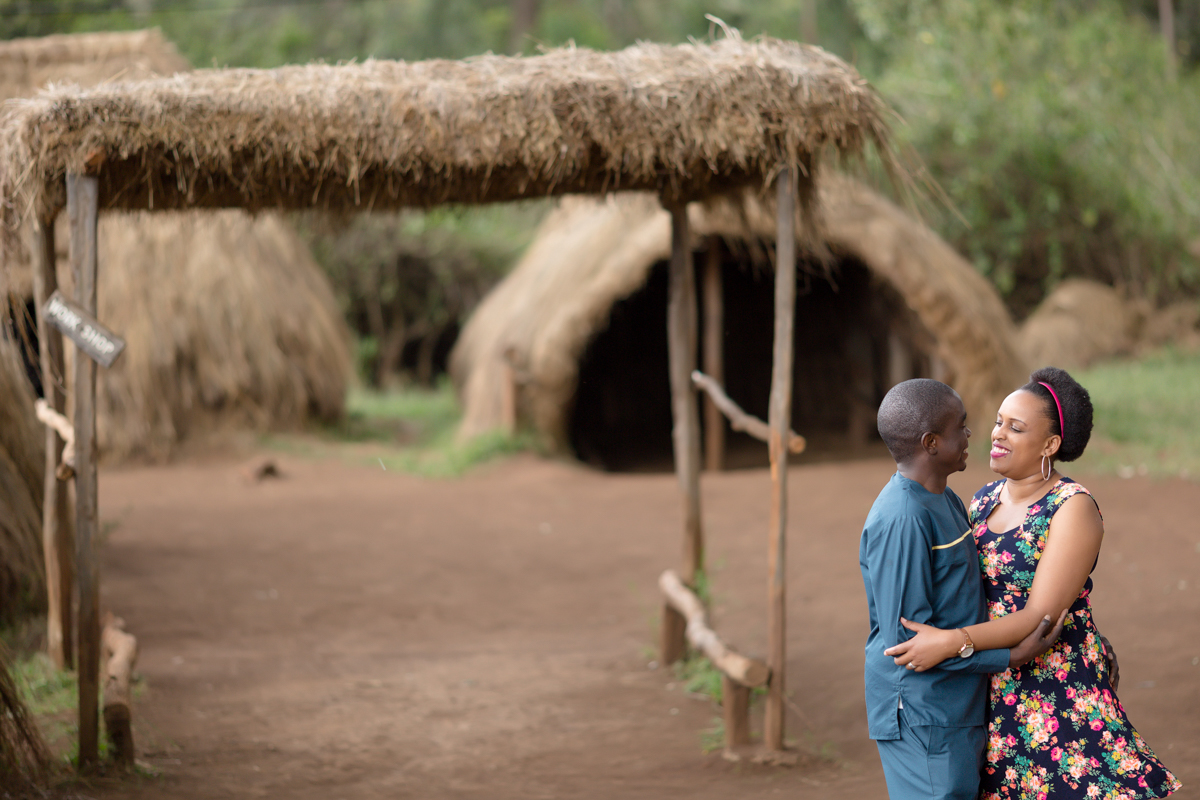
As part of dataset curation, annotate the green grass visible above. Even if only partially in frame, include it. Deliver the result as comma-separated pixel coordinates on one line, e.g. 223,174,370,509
1074,347,1200,479
266,379,539,478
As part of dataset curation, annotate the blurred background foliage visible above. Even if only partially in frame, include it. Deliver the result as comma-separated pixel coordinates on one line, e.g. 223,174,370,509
1,0,1197,376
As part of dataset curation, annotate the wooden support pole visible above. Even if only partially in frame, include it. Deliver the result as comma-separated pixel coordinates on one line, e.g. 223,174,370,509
692,371,806,454
101,617,138,768
662,202,702,665
702,240,725,472
764,168,796,753
68,173,101,769
659,570,769,687
30,214,75,671
722,673,752,750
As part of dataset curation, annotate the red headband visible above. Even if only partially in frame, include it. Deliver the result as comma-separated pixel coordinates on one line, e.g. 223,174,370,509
1038,381,1064,444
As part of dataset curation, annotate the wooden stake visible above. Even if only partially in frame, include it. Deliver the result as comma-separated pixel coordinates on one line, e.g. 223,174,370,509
30,214,75,671
702,240,725,472
764,168,796,752
68,173,101,769
101,617,138,768
722,673,752,751
662,203,703,664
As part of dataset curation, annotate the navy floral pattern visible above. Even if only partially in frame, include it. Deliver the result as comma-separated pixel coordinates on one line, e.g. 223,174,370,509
969,478,1180,800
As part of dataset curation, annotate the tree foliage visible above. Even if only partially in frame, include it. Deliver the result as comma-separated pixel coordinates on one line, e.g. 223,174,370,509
853,0,1200,315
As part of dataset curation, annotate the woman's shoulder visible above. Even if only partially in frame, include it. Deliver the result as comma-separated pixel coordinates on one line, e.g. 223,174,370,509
971,480,1004,504
1042,477,1101,519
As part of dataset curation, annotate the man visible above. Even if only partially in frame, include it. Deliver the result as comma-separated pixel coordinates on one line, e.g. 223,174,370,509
859,379,1061,800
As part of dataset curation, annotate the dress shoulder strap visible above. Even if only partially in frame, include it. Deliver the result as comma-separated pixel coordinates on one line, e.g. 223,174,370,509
1037,477,1102,522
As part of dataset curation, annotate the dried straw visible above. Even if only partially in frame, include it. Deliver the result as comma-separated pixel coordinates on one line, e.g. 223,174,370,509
451,176,1024,449
0,32,894,250
0,30,351,461
0,642,51,791
0,333,44,624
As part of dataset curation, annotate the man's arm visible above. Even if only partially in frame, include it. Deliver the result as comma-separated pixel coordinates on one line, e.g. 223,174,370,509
864,515,1007,675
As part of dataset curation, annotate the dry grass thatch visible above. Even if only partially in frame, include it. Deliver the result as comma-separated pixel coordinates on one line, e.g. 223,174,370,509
0,642,50,791
0,30,352,461
0,33,894,255
53,211,352,461
0,333,45,624
0,29,189,295
451,175,1025,450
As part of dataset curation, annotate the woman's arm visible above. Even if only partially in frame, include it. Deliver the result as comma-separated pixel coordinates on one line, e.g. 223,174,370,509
885,493,1103,670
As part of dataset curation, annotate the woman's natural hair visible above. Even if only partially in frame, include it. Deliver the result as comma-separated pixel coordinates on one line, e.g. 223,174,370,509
1022,367,1093,462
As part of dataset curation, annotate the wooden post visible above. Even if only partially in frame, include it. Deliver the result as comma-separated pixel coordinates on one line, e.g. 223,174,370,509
722,673,752,750
702,239,725,472
68,174,101,769
30,214,75,671
101,617,138,768
661,202,702,665
764,168,796,752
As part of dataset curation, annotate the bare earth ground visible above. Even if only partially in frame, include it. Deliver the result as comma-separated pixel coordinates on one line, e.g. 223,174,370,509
83,453,1197,799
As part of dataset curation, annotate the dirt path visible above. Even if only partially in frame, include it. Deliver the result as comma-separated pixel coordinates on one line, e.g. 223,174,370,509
90,454,1197,799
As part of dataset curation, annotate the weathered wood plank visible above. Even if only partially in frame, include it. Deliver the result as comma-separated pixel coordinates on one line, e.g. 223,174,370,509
764,167,796,752
659,570,769,688
702,241,725,472
68,173,101,769
30,215,74,671
101,617,138,768
691,371,806,453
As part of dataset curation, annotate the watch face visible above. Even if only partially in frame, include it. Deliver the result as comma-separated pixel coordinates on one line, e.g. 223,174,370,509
960,645,975,658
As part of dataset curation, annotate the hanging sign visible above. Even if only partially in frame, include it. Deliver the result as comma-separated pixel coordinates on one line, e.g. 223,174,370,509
42,290,126,368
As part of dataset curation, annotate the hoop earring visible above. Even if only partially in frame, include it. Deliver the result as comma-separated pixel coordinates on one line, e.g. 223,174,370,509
1041,455,1052,481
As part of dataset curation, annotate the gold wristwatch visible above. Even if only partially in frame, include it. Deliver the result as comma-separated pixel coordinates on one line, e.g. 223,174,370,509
957,628,975,658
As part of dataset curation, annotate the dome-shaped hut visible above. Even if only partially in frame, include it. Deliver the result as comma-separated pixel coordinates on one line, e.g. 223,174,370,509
452,176,1025,470
1,30,351,460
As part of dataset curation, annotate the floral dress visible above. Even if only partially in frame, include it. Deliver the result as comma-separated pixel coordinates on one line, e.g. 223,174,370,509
969,478,1181,800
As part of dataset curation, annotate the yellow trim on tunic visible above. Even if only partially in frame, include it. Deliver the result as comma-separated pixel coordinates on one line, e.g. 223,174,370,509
931,529,973,550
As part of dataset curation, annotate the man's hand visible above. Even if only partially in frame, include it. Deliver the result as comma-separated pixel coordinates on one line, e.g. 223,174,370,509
1008,609,1068,668
1100,634,1120,693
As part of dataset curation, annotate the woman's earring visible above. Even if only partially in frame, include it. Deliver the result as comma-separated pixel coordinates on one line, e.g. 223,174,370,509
1041,454,1051,481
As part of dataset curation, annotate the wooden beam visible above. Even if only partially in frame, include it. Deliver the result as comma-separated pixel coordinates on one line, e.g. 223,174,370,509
68,173,101,769
764,167,796,752
101,617,138,769
29,215,75,671
702,240,725,472
662,203,703,664
692,371,806,454
659,570,769,688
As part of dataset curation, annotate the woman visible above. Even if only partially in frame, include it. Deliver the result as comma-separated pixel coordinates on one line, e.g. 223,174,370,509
885,367,1180,799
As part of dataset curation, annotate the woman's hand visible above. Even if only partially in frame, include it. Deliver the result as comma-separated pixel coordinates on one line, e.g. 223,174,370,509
883,618,963,672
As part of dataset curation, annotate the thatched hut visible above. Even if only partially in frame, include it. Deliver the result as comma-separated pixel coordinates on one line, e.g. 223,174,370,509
452,177,1025,470
0,30,351,459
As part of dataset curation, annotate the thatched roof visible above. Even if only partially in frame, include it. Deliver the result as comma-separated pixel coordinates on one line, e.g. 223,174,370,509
452,176,1025,452
0,334,44,623
0,30,352,461
0,34,893,243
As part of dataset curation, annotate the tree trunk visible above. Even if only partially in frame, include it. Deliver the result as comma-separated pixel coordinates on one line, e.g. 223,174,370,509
508,0,542,54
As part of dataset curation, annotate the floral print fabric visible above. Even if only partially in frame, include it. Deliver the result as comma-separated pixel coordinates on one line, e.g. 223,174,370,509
969,478,1180,800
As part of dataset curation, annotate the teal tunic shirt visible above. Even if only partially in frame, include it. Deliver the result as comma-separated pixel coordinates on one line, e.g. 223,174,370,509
859,472,1009,740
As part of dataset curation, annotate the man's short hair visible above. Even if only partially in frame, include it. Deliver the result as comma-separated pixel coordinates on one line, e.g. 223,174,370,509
877,379,960,462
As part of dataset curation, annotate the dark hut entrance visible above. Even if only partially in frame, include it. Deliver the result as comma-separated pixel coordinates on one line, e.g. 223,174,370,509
568,241,934,471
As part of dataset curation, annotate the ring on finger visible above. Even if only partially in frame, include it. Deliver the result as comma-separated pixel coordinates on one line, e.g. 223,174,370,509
905,663,915,670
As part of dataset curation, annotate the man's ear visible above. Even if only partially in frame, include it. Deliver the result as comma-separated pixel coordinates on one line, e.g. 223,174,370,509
920,430,939,455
